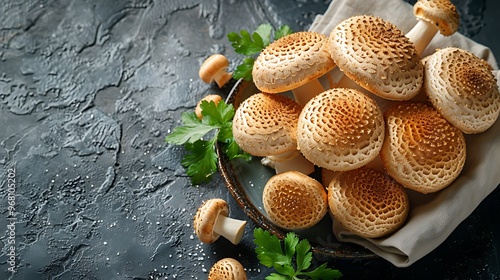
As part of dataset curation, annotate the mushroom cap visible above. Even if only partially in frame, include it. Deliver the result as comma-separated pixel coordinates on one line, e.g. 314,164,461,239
297,88,385,171
380,102,466,193
263,171,328,230
232,93,302,157
195,94,223,119
252,31,336,93
329,15,423,101
424,47,500,134
208,258,247,280
327,167,409,238
199,54,231,86
193,198,229,244
413,0,459,36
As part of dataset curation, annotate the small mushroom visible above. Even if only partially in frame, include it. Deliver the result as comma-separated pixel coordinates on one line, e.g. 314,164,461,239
232,93,315,175
199,54,232,88
252,31,336,105
195,94,223,119
328,167,409,238
423,47,500,134
405,0,460,55
297,88,385,172
380,101,466,193
329,15,423,101
263,171,328,230
193,198,246,245
208,258,247,280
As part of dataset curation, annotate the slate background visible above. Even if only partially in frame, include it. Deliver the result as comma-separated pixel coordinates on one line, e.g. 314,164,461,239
0,0,499,279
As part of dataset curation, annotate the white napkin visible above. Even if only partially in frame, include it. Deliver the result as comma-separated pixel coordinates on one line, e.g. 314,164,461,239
309,0,500,267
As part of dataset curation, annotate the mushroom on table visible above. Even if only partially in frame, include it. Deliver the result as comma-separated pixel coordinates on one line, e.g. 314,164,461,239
195,94,223,120
405,0,460,55
252,31,336,105
199,54,233,88
423,47,500,134
232,92,315,175
328,15,423,101
208,258,247,280
380,102,466,193
193,198,246,245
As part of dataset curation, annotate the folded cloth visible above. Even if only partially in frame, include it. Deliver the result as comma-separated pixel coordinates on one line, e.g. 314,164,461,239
309,0,500,267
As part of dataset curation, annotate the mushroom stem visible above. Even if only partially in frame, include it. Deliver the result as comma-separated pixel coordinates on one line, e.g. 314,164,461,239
291,79,325,106
262,150,315,175
213,69,233,88
335,74,368,92
405,19,438,55
213,215,246,245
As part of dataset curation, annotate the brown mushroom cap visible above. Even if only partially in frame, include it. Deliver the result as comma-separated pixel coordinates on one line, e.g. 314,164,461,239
262,171,328,230
252,31,335,93
413,0,459,36
328,167,409,238
297,88,385,171
199,54,232,88
193,198,229,244
232,93,302,157
380,102,466,193
195,94,223,120
329,15,423,101
208,258,247,280
424,47,500,134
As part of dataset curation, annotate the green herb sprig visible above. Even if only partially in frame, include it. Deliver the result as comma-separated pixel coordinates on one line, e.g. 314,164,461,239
165,100,250,185
254,228,342,280
228,24,293,81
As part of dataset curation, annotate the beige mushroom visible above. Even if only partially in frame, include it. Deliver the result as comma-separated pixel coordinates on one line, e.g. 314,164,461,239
262,171,328,230
195,94,223,119
327,166,409,238
297,88,385,172
329,15,423,101
380,101,466,193
199,54,232,88
208,258,247,280
252,31,336,105
193,198,246,245
232,93,314,175
405,0,460,55
423,47,500,134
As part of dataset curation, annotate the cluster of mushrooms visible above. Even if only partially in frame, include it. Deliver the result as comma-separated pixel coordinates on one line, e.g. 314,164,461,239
195,0,500,276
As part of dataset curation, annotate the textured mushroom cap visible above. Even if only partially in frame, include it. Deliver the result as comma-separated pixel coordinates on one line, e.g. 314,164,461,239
193,199,229,244
263,171,328,230
297,88,385,171
208,258,247,280
329,15,423,100
424,47,500,134
232,93,302,157
328,167,409,238
414,0,459,36
380,102,466,193
252,31,336,93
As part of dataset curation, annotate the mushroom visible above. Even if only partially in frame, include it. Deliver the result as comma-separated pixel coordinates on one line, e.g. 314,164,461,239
208,258,247,280
262,171,328,230
380,101,466,193
195,94,223,119
199,54,232,88
193,198,246,245
232,92,315,175
297,88,385,172
329,15,423,101
252,31,336,105
423,47,500,134
327,166,409,238
405,0,460,55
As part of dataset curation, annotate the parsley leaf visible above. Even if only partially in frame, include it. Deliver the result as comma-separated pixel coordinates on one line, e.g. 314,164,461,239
228,24,293,81
165,100,249,185
254,228,343,280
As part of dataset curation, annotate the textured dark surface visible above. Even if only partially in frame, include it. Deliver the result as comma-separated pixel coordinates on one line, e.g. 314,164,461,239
0,0,499,279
